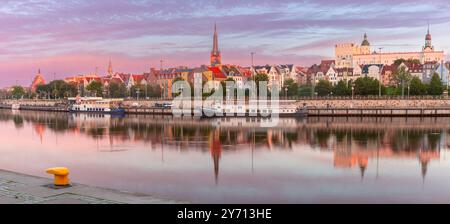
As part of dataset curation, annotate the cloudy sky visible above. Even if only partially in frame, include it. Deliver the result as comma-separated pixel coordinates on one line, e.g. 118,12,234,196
1,0,450,87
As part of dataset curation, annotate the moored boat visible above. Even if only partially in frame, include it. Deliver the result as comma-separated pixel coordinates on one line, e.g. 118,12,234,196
11,103,21,110
201,101,308,117
68,97,125,114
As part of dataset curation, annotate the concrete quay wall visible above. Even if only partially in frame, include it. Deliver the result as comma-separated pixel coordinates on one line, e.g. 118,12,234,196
295,99,450,109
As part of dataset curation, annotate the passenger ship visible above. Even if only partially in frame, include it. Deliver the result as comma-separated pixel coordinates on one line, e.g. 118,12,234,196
68,97,125,114
202,100,307,117
11,103,21,110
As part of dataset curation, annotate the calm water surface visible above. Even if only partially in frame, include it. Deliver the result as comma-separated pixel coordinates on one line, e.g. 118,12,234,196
2,110,450,203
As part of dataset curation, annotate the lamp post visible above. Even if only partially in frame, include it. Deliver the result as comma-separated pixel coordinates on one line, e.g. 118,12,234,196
407,83,410,99
136,88,140,101
312,76,316,98
378,48,383,98
284,86,288,99
251,52,255,68
352,85,355,100
379,72,382,98
401,79,405,99
145,84,148,99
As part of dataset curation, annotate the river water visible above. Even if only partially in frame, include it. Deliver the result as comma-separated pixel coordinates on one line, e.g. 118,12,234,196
2,109,450,203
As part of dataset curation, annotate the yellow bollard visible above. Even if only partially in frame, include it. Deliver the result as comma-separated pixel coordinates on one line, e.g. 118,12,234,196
46,167,70,186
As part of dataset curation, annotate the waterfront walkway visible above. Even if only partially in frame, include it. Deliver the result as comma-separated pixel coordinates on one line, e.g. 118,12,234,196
0,170,183,204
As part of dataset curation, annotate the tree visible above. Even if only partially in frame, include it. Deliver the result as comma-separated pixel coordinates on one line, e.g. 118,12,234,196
333,80,351,96
130,85,143,99
354,77,384,95
35,80,78,99
391,67,412,87
298,85,313,97
108,82,127,98
283,79,299,97
252,73,269,97
11,86,25,99
221,77,236,99
148,84,162,98
36,84,51,99
428,73,445,96
409,77,427,96
172,77,187,97
391,67,412,97
86,81,103,97
60,82,78,98
315,80,333,96
394,58,421,66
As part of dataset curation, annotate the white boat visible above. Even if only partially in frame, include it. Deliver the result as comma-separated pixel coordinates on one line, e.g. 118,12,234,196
68,97,125,114
11,103,20,110
202,101,306,117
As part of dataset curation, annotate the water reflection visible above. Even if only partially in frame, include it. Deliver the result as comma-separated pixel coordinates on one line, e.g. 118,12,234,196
1,110,450,202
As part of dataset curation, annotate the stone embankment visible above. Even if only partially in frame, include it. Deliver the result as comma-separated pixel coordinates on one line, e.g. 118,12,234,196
0,169,183,204
296,99,450,109
2,98,450,116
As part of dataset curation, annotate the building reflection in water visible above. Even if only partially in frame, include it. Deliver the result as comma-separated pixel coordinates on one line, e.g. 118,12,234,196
0,110,448,184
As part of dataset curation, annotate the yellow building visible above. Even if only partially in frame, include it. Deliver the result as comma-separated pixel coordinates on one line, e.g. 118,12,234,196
335,29,444,68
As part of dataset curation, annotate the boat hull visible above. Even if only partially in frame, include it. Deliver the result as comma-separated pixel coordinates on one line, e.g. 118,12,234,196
69,108,125,115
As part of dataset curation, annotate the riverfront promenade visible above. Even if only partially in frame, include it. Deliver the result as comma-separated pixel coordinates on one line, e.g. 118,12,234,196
0,169,183,204
3,98,450,117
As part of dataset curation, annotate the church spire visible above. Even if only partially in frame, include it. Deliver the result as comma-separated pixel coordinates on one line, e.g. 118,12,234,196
210,23,222,68
424,22,432,50
108,59,113,76
212,23,219,56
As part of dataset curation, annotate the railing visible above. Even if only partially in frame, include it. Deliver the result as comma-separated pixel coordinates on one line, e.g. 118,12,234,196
278,95,449,100
307,107,450,117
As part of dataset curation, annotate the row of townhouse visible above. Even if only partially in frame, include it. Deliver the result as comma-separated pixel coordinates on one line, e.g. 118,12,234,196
251,64,298,88
301,60,450,86
63,64,252,99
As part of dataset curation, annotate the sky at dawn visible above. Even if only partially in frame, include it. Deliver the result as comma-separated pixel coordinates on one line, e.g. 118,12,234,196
1,0,450,87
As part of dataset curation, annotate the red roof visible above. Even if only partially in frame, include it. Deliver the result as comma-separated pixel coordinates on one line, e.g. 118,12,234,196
381,65,396,75
209,66,227,79
132,74,144,83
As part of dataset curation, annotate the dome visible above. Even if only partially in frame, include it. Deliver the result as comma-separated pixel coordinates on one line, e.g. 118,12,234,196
361,33,370,46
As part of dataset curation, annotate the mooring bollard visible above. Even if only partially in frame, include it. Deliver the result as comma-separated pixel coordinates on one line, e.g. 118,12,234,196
46,167,70,186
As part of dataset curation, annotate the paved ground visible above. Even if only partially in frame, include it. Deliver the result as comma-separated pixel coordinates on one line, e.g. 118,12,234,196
0,170,185,204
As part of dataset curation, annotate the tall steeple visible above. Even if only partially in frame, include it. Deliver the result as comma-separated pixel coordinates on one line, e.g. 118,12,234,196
424,22,433,50
212,23,219,56
108,59,113,76
211,23,222,68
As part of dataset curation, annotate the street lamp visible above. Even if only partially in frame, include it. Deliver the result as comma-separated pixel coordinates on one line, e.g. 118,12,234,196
284,86,288,99
378,48,383,98
407,83,410,99
379,73,382,98
352,85,355,100
312,76,316,98
145,84,148,99
136,88,140,101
